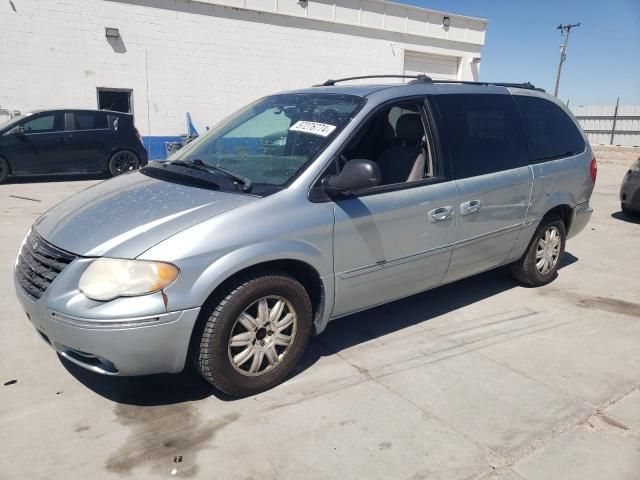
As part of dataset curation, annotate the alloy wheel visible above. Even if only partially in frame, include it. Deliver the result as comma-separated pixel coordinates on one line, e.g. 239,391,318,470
111,151,139,174
227,296,297,376
535,225,561,275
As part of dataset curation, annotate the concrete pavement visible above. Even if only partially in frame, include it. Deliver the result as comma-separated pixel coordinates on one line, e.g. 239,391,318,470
1,162,638,479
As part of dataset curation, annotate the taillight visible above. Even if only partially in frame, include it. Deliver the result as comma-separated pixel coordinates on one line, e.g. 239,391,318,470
134,127,141,141
590,156,597,184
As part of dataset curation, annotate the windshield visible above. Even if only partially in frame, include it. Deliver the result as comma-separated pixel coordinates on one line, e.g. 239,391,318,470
169,93,365,195
0,113,26,131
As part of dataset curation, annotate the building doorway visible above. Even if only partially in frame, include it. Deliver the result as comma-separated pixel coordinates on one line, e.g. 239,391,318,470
97,88,133,113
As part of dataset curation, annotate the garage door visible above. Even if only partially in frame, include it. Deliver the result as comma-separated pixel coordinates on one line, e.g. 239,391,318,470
403,51,459,80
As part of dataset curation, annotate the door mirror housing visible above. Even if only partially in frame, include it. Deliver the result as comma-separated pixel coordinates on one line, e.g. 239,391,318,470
323,158,381,196
12,126,26,136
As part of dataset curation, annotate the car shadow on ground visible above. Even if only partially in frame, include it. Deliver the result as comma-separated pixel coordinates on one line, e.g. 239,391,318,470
61,252,579,406
5,173,109,184
611,211,640,224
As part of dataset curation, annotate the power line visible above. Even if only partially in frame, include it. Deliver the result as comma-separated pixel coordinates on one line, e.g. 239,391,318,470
554,23,580,97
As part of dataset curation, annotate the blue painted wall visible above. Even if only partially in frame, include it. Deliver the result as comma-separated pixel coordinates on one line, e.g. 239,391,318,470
141,136,183,160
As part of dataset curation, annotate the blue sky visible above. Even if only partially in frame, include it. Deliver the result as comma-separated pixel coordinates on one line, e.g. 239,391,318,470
402,0,640,106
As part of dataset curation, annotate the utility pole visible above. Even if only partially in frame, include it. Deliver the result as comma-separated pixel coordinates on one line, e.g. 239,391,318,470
554,23,580,97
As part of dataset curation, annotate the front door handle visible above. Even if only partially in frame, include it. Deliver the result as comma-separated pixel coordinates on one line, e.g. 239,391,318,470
56,137,69,143
428,206,454,223
460,199,482,215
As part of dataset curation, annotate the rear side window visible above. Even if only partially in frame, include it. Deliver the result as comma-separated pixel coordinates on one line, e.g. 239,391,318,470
433,94,528,179
73,112,108,130
107,114,120,131
514,96,585,161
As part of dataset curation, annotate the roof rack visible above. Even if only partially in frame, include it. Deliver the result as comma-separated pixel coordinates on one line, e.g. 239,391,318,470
315,74,433,87
314,75,545,92
420,80,545,92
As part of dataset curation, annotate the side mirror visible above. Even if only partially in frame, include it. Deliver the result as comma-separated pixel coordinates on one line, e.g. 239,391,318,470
12,126,26,136
323,158,381,196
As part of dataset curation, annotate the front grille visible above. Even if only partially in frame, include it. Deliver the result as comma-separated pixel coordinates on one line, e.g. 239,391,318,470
16,230,76,299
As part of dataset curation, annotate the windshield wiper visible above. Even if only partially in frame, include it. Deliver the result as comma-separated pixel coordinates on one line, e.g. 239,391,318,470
167,159,252,192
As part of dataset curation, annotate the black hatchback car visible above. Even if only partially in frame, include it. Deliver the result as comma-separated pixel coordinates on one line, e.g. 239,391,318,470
0,109,148,183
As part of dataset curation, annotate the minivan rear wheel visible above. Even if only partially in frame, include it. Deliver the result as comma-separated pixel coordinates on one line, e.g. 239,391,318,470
193,272,312,397
0,157,9,184
511,215,566,287
108,150,140,176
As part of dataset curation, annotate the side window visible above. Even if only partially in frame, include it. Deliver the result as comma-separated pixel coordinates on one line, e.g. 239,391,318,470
107,114,119,131
433,94,528,179
514,96,585,161
339,100,434,186
22,114,58,133
74,112,108,130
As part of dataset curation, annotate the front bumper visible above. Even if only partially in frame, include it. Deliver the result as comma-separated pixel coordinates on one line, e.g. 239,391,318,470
15,275,200,376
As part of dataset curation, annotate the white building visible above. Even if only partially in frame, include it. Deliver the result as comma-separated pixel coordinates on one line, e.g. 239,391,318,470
0,0,487,158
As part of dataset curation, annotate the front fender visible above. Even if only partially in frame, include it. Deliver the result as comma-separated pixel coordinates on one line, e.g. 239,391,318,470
191,239,333,306
150,239,335,332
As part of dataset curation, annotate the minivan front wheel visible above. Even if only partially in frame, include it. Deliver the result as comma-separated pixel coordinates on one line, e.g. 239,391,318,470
511,215,566,287
108,150,140,176
194,272,312,396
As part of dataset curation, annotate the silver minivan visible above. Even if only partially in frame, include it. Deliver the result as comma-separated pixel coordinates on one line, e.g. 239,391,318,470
14,77,595,396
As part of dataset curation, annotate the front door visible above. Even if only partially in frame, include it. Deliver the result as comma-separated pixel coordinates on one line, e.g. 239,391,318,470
329,99,458,317
430,93,533,283
8,112,72,174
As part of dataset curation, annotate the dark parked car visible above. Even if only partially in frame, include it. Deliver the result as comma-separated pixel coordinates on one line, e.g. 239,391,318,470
620,157,640,216
0,109,148,183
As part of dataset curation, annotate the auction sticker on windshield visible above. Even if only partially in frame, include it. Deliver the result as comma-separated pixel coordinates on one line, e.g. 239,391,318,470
289,121,336,137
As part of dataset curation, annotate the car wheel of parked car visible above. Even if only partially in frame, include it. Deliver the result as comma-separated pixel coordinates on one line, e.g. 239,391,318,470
621,204,639,218
108,150,140,176
511,215,566,287
0,157,10,184
193,272,313,396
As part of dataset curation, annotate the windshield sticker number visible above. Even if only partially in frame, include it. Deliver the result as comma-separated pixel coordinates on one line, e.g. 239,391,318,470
289,121,336,137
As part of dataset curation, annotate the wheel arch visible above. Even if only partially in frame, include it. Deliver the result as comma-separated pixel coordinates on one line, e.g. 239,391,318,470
201,259,325,325
544,203,573,233
185,241,334,336
187,256,330,365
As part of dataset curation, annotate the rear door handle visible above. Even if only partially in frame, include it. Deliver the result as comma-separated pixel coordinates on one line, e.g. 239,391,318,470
428,206,454,223
56,137,69,142
460,199,482,215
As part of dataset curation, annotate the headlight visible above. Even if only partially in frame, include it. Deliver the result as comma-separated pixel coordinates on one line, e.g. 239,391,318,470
79,258,179,301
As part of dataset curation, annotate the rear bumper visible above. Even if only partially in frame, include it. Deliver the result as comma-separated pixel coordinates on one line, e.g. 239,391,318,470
568,201,593,239
15,275,200,376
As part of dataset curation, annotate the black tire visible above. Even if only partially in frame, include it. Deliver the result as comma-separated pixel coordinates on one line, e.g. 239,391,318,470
0,157,10,184
511,215,566,287
108,150,140,177
193,272,312,397
621,203,640,218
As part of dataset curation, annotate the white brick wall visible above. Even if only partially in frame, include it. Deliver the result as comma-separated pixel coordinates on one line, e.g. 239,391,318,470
0,0,485,137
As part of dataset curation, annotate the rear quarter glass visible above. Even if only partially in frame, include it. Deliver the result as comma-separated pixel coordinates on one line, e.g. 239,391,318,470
513,95,585,161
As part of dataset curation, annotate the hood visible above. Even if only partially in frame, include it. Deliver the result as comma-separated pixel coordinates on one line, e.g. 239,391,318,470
34,171,257,257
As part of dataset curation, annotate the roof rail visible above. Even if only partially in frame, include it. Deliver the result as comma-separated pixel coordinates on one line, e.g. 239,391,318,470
423,80,545,92
315,75,544,92
314,74,433,87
